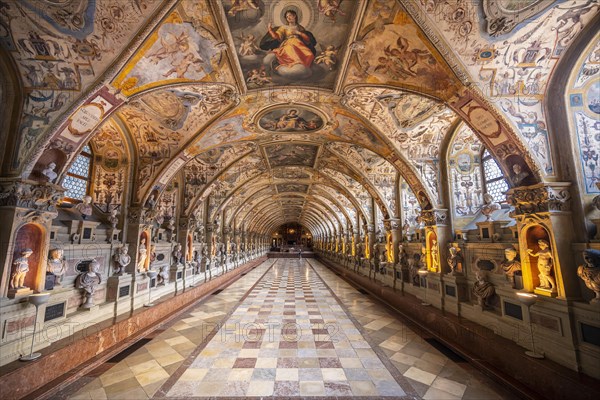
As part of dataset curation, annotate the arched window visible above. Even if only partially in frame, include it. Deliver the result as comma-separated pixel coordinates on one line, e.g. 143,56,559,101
482,149,509,203
63,145,92,202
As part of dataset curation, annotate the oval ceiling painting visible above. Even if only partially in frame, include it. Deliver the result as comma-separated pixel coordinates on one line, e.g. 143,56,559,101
258,107,324,132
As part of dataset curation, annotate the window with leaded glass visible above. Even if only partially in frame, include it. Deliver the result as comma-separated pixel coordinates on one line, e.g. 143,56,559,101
63,145,92,201
482,149,509,203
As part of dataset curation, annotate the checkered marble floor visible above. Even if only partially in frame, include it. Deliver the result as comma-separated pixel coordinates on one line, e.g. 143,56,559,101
60,259,512,399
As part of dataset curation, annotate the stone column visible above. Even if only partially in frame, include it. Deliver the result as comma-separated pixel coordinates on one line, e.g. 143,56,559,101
507,183,577,299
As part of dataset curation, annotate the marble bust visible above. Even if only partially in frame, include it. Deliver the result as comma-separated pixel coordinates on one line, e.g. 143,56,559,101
76,259,102,308
108,209,119,229
47,248,67,284
501,247,521,288
472,271,495,308
42,162,58,183
75,195,93,219
480,193,500,221
113,244,131,275
577,249,600,303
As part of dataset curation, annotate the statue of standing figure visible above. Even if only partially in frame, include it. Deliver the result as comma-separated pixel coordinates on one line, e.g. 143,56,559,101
10,249,34,289
136,238,148,272
527,240,556,292
172,243,183,265
501,247,521,288
108,209,119,229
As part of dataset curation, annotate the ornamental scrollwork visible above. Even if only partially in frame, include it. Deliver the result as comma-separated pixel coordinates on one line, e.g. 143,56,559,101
507,184,571,215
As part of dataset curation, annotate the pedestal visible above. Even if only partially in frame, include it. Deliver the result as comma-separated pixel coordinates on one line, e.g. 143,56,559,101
476,221,504,242
107,274,133,315
425,273,443,309
534,287,558,298
170,264,184,294
7,287,34,299
442,274,469,315
107,228,121,244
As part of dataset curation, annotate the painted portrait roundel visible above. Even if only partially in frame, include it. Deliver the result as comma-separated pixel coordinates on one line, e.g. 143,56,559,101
257,105,325,133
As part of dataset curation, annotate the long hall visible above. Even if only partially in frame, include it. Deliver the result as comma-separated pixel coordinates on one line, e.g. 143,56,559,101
57,259,510,399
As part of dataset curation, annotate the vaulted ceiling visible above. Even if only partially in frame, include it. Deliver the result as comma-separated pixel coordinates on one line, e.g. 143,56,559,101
1,0,598,236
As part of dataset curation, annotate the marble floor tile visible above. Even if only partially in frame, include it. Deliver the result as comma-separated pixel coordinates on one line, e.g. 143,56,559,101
56,259,513,400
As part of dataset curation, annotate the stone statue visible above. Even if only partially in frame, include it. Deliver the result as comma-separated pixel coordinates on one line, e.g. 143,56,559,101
446,246,463,275
75,195,93,219
527,239,556,292
419,246,427,270
113,244,131,275
157,265,169,286
480,193,501,221
501,247,521,288
472,271,495,308
75,259,102,309
136,238,148,272
108,209,119,229
173,243,183,265
42,162,58,183
47,248,67,284
430,240,440,272
577,249,600,304
410,253,421,285
10,249,33,289
149,245,157,269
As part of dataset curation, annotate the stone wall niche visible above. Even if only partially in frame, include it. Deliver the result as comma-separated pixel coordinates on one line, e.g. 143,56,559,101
7,224,46,298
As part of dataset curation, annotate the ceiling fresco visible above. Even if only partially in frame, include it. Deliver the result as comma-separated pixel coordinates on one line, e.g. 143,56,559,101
411,0,599,177
224,0,358,89
1,0,162,168
2,0,598,237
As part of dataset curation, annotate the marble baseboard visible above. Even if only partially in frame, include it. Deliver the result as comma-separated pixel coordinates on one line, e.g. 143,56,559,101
0,257,268,400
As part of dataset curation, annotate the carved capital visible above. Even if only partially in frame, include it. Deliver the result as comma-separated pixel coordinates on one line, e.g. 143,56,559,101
128,206,153,228
0,179,64,212
507,183,571,216
420,209,448,226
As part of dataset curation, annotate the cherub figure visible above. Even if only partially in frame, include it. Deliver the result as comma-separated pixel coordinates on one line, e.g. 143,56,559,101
228,0,259,16
238,33,260,56
318,0,346,21
315,45,338,70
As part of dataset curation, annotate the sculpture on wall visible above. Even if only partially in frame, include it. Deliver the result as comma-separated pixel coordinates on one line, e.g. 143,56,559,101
430,240,440,272
75,195,93,219
10,249,33,289
480,193,501,221
136,237,148,272
577,249,600,304
157,265,169,286
527,239,556,292
501,247,522,288
172,243,183,265
113,244,131,275
42,162,58,183
75,259,102,309
108,209,119,229
472,271,495,309
446,246,463,275
47,248,67,285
